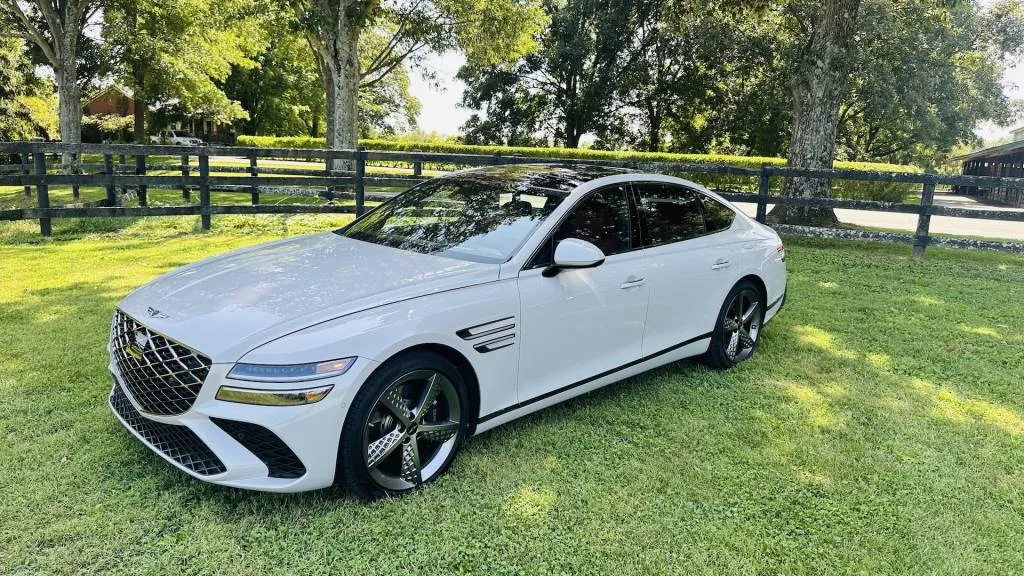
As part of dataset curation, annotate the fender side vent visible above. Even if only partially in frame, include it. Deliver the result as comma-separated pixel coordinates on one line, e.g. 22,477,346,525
457,317,516,353
473,334,515,353
457,316,514,340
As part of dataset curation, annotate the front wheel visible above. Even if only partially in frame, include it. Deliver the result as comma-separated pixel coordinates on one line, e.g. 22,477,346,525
704,281,764,370
336,351,470,500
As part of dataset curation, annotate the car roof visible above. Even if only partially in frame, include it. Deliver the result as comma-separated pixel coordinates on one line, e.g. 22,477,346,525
452,163,632,193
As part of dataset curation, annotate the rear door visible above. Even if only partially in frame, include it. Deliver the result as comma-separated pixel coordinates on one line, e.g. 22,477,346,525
633,182,740,355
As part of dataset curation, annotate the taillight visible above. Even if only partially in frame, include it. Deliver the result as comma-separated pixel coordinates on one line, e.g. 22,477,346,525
776,244,786,262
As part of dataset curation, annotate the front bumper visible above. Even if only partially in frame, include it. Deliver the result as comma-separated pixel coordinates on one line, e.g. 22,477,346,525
107,358,379,492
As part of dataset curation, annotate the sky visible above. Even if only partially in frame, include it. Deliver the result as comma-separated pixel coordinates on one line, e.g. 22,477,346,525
407,44,1024,144
407,52,473,136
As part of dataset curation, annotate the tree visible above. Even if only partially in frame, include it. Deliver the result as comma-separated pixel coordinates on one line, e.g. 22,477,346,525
458,58,550,146
288,0,546,163
767,0,862,226
103,0,267,142
615,1,754,152
836,0,1024,166
1,0,98,150
225,29,324,137
0,36,55,142
225,27,420,138
459,0,663,148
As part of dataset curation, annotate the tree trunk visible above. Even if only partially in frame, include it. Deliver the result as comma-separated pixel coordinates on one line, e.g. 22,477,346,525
55,66,81,145
133,63,146,143
55,61,81,170
310,21,361,171
646,105,662,152
768,0,861,227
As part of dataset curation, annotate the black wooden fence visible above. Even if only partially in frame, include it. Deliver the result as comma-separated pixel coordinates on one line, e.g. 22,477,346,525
2,142,1024,259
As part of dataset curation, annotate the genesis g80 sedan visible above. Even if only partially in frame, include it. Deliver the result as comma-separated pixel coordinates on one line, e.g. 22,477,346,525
107,164,786,499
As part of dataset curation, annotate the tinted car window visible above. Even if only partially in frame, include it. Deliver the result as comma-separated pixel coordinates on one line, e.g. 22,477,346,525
341,175,567,264
700,194,736,233
529,185,637,268
635,183,705,245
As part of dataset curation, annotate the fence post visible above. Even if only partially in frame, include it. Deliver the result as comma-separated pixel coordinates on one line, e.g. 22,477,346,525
355,146,366,216
118,154,127,196
135,153,147,206
181,154,191,201
21,152,31,197
71,152,80,200
913,171,937,260
413,149,422,177
199,152,211,230
756,166,770,224
249,153,259,205
104,154,116,207
34,152,51,237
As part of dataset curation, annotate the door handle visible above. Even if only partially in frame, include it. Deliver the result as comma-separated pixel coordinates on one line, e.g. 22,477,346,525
620,277,647,289
711,259,732,270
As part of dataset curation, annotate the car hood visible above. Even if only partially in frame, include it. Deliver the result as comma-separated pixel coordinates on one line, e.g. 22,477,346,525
117,232,498,361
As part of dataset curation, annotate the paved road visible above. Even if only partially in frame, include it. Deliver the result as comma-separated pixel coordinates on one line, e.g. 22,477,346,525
734,194,1024,241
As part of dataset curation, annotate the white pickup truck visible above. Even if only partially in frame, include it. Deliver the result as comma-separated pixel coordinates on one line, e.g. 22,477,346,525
149,130,205,146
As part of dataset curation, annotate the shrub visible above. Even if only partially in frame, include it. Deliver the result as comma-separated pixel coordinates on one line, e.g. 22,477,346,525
236,136,921,202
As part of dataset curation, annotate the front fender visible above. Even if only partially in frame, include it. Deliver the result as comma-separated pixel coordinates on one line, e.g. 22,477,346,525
238,279,522,418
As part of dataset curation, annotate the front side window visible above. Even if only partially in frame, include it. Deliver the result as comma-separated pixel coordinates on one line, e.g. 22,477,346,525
340,175,567,264
529,185,637,268
700,194,736,233
635,183,705,246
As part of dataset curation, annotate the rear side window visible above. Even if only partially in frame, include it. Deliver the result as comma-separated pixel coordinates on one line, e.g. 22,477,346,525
700,194,736,233
634,183,705,246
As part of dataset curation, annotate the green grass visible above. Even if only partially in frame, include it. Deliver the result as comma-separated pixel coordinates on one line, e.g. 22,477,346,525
1,220,1023,575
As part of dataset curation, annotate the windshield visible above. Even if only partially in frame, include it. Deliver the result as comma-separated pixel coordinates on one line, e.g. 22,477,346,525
172,131,193,138
339,175,568,264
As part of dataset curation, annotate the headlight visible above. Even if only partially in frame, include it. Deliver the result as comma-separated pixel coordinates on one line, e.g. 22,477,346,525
216,384,334,406
226,357,356,383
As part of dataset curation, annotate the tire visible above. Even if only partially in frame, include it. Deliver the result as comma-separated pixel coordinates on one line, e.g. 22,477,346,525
336,350,470,500
703,280,765,370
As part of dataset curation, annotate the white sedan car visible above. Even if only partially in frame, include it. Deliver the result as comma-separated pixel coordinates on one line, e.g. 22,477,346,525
108,164,786,499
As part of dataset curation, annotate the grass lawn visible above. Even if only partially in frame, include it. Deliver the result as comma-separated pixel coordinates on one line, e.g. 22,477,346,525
1,217,1023,575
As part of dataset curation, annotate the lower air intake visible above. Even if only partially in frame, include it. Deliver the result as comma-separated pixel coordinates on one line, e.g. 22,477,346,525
211,418,307,479
110,382,226,476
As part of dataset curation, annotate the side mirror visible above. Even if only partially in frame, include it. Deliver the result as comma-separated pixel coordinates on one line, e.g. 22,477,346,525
543,238,606,277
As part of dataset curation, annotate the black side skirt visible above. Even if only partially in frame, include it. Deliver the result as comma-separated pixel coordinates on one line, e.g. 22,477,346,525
478,331,713,424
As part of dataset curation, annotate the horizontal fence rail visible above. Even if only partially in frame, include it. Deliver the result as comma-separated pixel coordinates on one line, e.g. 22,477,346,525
1,142,1023,258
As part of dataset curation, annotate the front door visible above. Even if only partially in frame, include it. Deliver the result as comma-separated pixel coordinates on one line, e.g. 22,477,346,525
517,184,649,404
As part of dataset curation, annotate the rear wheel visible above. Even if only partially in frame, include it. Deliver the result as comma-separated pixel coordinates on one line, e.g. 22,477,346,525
704,281,764,369
337,351,469,500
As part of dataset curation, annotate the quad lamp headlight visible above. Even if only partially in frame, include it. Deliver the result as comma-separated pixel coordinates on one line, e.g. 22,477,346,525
217,357,356,406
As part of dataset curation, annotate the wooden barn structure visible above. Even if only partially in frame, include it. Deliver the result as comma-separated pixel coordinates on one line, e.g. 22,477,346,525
955,126,1024,206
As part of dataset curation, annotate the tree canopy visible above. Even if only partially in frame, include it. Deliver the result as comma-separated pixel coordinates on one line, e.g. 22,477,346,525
0,36,55,142
103,0,268,141
458,0,1024,167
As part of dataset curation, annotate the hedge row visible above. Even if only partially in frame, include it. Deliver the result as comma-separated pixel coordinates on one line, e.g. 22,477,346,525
237,135,922,202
